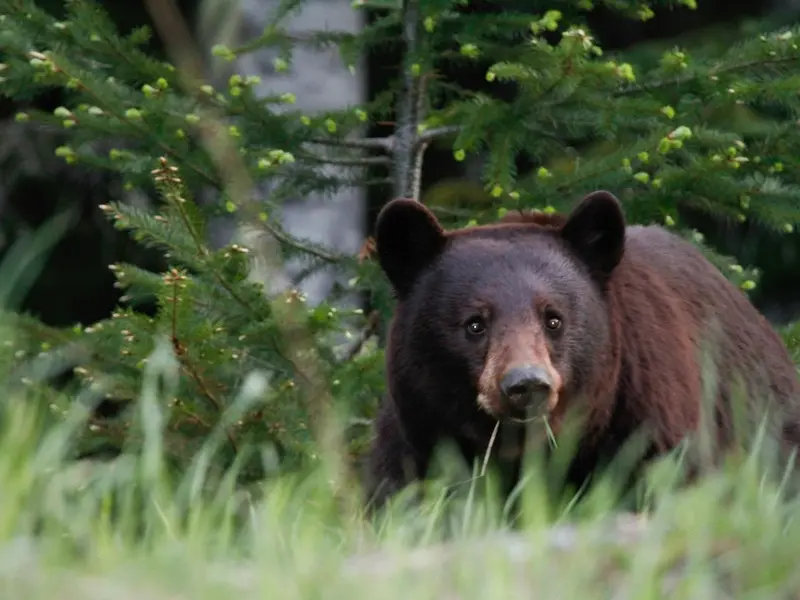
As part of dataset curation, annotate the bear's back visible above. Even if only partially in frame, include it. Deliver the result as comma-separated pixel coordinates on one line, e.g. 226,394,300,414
624,225,728,293
620,223,800,416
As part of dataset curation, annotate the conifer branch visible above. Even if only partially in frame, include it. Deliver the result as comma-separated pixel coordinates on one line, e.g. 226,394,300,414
152,159,266,320
23,50,221,191
341,310,380,362
617,54,800,97
257,220,343,263
291,263,327,287
24,54,351,267
166,268,238,453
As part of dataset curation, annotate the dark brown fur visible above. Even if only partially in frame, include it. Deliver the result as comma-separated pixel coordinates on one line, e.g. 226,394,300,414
365,191,800,512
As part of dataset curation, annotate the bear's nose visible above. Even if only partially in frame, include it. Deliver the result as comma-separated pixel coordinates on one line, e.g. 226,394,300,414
499,365,553,410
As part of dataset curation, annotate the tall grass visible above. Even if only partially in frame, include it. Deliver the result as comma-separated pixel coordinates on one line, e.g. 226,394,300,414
1,328,800,600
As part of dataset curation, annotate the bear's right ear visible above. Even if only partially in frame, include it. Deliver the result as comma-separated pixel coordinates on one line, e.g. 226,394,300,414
375,198,447,297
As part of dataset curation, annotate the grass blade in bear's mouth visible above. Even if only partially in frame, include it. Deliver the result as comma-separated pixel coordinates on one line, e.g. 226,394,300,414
507,406,546,425
506,409,557,447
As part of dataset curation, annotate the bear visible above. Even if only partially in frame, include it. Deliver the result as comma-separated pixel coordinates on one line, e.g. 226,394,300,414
363,189,800,512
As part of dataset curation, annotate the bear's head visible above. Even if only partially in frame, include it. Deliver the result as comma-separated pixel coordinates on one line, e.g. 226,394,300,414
375,190,626,428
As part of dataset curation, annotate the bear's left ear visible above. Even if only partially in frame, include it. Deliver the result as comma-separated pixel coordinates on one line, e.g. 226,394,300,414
559,190,626,283
375,198,448,297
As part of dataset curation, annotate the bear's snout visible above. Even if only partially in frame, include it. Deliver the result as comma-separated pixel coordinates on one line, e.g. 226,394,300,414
476,329,564,422
500,364,553,415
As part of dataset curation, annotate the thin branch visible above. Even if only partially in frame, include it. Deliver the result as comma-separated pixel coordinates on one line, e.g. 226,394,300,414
306,136,392,151
417,124,460,147
306,125,461,157
291,262,328,287
167,271,237,453
340,310,380,363
298,150,391,167
233,29,358,56
259,220,343,263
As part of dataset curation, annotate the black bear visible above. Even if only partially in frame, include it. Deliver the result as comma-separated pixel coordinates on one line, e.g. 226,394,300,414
364,190,800,510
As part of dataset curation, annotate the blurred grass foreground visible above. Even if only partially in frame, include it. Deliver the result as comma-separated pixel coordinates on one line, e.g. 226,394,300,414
1,306,800,599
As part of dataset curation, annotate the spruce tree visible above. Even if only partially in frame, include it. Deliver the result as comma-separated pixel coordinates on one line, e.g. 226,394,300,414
1,0,799,483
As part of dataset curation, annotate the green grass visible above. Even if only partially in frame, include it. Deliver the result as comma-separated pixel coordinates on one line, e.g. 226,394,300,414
2,341,800,600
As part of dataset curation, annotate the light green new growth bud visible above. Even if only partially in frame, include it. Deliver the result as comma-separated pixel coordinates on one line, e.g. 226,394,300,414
637,6,654,20
670,125,692,140
616,63,635,82
460,44,480,58
211,44,236,61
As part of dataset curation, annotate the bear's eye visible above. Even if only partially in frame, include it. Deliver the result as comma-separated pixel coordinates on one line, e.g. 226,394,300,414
465,316,487,337
544,312,562,331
